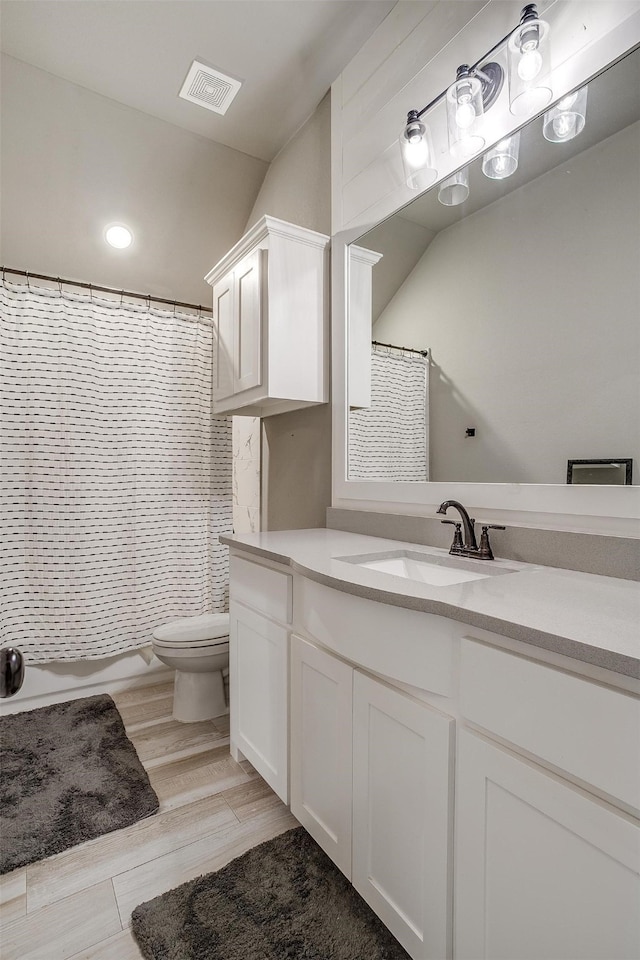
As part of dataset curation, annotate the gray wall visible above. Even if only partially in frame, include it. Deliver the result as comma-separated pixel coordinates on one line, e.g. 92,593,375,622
245,93,332,530
373,122,640,484
1,55,268,305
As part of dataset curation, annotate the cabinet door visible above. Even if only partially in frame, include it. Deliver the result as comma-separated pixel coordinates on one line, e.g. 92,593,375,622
212,270,235,401
455,730,640,960
290,635,353,877
352,672,454,960
229,600,288,802
234,249,262,394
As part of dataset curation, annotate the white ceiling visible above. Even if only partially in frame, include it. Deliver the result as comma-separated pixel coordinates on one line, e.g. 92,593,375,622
0,0,396,162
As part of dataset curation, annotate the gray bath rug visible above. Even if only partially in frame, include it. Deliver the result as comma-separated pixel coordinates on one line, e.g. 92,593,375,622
0,694,159,874
131,826,410,960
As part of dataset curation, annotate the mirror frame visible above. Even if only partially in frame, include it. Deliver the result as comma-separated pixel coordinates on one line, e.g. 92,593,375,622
331,42,640,537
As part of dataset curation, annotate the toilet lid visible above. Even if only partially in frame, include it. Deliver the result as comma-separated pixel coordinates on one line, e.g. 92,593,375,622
152,613,229,645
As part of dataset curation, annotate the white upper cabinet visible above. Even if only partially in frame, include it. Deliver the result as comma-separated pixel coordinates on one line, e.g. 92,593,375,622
206,216,330,417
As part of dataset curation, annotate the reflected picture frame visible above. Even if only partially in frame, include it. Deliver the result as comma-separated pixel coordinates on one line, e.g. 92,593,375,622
566,459,632,485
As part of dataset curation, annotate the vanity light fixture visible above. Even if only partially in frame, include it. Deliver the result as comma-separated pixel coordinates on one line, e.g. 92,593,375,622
482,132,521,179
399,4,551,190
543,85,588,142
438,166,470,206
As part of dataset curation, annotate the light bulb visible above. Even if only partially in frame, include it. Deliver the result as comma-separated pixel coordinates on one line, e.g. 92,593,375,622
543,85,588,143
552,112,577,139
482,132,520,180
517,47,543,81
455,100,476,129
557,92,578,112
404,137,430,166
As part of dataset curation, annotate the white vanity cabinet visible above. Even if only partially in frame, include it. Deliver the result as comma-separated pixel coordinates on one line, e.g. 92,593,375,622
228,555,292,803
206,216,330,417
455,639,640,960
226,541,640,960
289,633,454,960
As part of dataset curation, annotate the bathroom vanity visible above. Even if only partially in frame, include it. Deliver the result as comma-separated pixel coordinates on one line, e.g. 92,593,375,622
221,528,639,960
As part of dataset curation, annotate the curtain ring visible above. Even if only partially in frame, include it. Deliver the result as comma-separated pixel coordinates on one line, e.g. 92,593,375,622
89,283,94,301
57,276,63,296
172,300,177,316
26,271,31,291
120,289,124,306
146,293,151,311
1,266,5,284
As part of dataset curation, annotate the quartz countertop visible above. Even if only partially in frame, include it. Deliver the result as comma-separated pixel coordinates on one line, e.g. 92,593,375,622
220,528,640,680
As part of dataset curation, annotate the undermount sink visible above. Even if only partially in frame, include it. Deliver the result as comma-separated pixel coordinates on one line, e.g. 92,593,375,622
337,549,518,586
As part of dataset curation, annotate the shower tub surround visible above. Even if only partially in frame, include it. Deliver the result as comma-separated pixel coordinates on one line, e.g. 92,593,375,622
222,527,639,960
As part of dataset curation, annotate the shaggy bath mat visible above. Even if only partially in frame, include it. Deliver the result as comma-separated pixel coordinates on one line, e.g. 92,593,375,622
0,694,159,874
132,826,411,960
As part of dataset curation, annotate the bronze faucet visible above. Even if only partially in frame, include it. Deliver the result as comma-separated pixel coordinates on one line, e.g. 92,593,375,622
436,500,505,560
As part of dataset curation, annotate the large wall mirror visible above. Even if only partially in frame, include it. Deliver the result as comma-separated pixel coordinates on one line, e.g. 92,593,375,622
346,47,639,493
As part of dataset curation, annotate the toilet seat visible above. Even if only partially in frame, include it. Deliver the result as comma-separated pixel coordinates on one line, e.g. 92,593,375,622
152,634,228,651
152,613,229,648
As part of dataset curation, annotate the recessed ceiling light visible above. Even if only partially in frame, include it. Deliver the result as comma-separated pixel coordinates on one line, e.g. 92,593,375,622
104,223,133,249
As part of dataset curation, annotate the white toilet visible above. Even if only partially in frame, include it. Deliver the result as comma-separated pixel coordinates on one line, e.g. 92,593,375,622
152,613,230,723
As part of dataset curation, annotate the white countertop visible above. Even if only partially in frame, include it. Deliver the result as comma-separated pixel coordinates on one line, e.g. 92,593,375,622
221,528,640,680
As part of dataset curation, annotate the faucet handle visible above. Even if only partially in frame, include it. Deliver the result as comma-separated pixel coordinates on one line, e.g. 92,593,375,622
478,524,506,560
441,519,464,554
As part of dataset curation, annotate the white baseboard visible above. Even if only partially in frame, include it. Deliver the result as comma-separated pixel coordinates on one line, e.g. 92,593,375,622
0,648,172,715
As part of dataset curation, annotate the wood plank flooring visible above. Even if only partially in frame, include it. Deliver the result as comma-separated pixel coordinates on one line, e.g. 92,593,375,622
0,681,298,959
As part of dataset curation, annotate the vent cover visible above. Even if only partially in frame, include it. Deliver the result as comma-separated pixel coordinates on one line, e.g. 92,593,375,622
179,60,243,115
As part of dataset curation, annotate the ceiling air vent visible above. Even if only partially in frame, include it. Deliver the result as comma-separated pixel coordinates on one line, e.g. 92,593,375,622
178,59,243,115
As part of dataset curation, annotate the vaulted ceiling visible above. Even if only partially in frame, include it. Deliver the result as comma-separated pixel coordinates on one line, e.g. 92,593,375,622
0,0,396,161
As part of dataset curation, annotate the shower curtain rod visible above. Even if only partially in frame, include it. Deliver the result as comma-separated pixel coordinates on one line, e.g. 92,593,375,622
1,266,213,314
372,339,429,357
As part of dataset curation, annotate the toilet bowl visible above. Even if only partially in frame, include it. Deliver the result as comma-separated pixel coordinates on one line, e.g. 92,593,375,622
152,613,230,723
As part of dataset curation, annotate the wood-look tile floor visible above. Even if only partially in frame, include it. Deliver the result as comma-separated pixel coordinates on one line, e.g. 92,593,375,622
0,681,298,960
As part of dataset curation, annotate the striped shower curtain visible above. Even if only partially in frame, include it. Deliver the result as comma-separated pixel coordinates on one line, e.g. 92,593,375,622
0,280,232,662
349,346,429,481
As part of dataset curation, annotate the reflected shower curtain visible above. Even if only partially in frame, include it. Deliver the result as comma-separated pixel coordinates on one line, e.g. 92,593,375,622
349,347,429,481
0,280,232,662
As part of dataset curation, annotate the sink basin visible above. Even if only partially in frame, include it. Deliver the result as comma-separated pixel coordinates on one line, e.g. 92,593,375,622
337,549,518,587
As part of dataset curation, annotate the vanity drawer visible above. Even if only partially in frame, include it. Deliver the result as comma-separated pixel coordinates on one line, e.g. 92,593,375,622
230,554,292,624
460,638,640,812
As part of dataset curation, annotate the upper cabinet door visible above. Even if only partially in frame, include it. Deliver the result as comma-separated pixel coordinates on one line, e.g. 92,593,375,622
212,271,235,401
234,248,263,395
